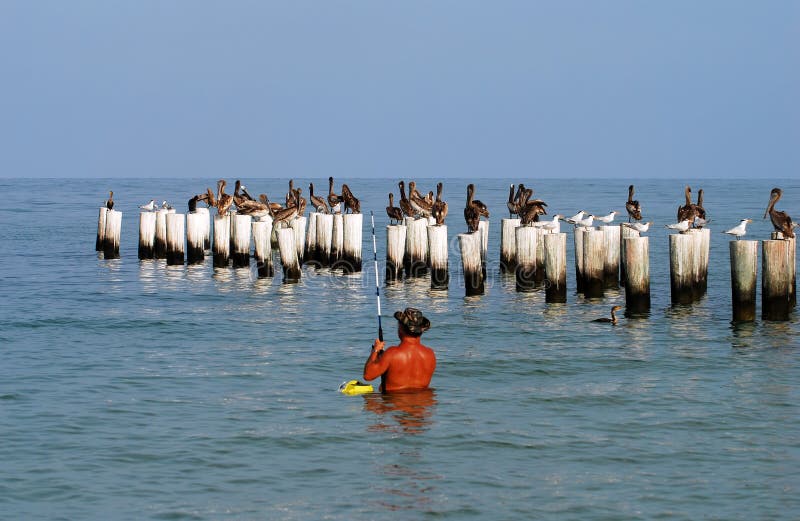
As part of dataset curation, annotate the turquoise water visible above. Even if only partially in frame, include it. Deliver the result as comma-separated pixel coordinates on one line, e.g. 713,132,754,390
1,178,799,520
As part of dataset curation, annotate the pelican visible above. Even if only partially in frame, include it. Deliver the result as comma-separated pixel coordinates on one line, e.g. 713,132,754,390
408,181,432,218
519,189,548,226
216,180,234,216
398,181,415,218
677,186,696,223
105,191,114,210
139,199,156,212
341,184,360,214
431,182,448,226
665,219,691,233
470,185,490,219
764,188,794,239
622,221,652,233
263,194,297,225
594,211,618,224
309,183,329,213
239,183,256,201
593,305,623,324
723,219,752,240
695,189,707,221
533,214,562,233
328,177,342,213
386,193,403,225
188,193,209,213
565,210,586,225
464,184,481,233
626,185,642,222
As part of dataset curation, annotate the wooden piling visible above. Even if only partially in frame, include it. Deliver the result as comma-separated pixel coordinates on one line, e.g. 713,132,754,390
459,232,484,296
252,217,274,278
582,228,605,298
623,236,650,314
478,220,489,278
500,218,520,272
669,233,695,304
102,209,122,259
291,216,306,265
196,207,211,250
543,233,567,303
277,228,301,283
534,228,548,285
619,225,640,287
601,225,620,288
186,212,205,264
515,226,537,292
729,240,757,322
138,211,156,260
386,224,406,281
342,213,363,273
331,214,344,267
304,212,318,264
762,238,794,320
166,212,185,265
427,224,449,290
691,228,711,296
213,214,230,268
404,217,428,277
316,213,334,267
96,207,107,251
154,208,169,259
574,227,585,293
232,214,252,268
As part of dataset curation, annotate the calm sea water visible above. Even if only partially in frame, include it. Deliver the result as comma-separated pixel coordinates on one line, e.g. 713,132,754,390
1,177,799,520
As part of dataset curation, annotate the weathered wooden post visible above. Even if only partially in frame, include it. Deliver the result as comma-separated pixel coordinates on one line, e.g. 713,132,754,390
762,237,794,320
291,216,306,265
277,228,301,283
386,224,406,281
96,207,108,251
103,209,122,259
154,208,169,259
196,207,211,250
619,225,640,287
669,232,695,304
534,227,548,285
232,214,252,268
544,232,567,303
729,240,757,322
316,214,334,267
330,213,344,268
186,212,205,264
515,226,537,292
500,218,520,273
342,213,363,273
623,236,650,315
478,220,489,278
582,228,605,298
404,217,428,277
427,224,449,290
212,214,230,268
601,225,620,288
252,217,274,278
304,212,318,264
166,212,185,265
574,227,585,293
138,211,156,260
459,232,484,296
691,228,711,298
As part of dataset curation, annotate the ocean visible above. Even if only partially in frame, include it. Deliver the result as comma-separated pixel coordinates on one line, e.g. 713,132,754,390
1,177,799,520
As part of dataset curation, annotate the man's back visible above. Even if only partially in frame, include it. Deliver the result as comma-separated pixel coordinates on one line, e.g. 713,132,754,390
364,338,436,392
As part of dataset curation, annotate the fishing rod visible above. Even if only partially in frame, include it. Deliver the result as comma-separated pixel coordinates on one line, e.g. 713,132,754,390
370,211,383,342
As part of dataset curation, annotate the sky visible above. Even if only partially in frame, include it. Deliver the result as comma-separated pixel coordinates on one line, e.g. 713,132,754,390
0,1,798,179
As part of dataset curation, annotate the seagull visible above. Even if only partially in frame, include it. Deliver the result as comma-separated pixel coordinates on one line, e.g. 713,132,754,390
574,214,595,228
160,200,173,210
693,216,712,228
565,210,586,225
534,214,563,233
622,221,653,233
723,219,752,240
665,219,691,233
593,211,618,224
139,199,156,212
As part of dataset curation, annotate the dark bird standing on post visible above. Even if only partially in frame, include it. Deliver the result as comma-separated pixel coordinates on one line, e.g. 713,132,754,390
764,188,794,239
341,184,360,214
398,181,415,218
676,186,697,224
519,189,548,226
464,184,481,233
625,185,642,222
105,191,114,210
431,182,448,226
328,177,342,213
309,183,329,213
214,179,234,216
386,193,403,225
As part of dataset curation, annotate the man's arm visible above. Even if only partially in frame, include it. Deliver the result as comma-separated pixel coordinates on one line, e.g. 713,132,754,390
363,339,390,381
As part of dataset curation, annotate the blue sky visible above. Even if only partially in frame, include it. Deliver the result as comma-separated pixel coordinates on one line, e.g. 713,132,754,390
1,1,798,178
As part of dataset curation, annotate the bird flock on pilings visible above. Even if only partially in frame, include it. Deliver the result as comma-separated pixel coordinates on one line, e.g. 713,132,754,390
113,182,793,242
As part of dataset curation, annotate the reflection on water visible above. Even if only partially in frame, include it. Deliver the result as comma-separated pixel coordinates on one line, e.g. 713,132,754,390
363,389,437,435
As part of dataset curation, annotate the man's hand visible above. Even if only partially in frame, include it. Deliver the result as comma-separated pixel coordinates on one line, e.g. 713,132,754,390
372,339,385,352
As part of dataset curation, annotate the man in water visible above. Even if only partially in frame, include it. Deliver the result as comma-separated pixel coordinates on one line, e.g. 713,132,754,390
363,307,436,393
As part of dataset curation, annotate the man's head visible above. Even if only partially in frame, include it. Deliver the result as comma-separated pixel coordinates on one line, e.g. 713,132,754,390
394,307,431,338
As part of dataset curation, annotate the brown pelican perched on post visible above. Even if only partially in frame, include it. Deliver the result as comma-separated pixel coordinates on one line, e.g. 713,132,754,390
386,193,403,225
309,183,329,213
592,305,623,324
519,189,548,226
328,177,342,213
506,184,517,218
258,193,284,212
188,193,209,213
464,184,481,233
213,179,234,216
105,191,114,210
408,181,432,218
468,183,489,219
626,185,642,222
293,188,307,217
398,181,415,218
694,188,707,222
764,188,794,238
341,184,360,214
263,193,298,225
677,186,697,224
431,182,448,226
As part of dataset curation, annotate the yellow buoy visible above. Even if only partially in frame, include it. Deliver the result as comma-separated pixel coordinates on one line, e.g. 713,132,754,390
339,380,374,395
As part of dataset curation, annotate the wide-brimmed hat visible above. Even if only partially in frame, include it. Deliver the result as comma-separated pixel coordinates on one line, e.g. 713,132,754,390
393,307,431,335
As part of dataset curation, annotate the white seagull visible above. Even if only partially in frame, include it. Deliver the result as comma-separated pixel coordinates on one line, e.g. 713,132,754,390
723,219,752,240
622,221,653,233
139,199,156,211
693,216,711,228
534,214,563,233
574,214,595,228
665,219,691,233
161,200,173,210
594,211,618,224
565,210,586,225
